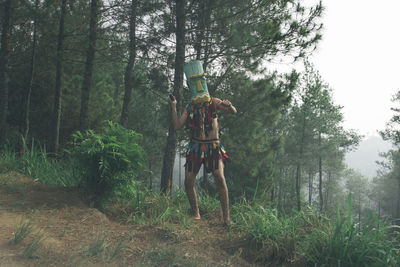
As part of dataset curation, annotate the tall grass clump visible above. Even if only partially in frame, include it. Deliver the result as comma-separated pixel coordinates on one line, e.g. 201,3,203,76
140,247,199,267
21,139,79,186
66,121,145,203
83,233,127,262
85,235,108,257
231,194,400,266
198,192,220,219
0,145,19,173
22,232,46,258
0,138,79,186
302,194,400,267
125,188,190,225
11,219,33,245
231,198,300,263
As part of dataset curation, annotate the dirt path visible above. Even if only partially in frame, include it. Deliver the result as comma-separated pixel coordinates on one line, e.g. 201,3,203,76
0,172,253,266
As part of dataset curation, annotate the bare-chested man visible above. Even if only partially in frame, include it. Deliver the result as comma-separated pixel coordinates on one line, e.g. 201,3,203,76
168,60,237,225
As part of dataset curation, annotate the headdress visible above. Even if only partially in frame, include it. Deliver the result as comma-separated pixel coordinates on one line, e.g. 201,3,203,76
183,60,211,105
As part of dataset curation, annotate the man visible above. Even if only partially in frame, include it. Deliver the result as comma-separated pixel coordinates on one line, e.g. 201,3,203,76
168,60,237,226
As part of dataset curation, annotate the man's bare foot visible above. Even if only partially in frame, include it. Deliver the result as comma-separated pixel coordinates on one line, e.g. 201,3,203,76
194,214,201,220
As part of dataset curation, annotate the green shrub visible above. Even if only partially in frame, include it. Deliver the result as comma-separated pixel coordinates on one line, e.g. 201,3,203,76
67,121,145,202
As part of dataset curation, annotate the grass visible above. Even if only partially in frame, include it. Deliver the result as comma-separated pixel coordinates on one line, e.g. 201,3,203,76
84,233,128,262
0,139,80,186
198,192,220,219
2,141,399,266
22,231,46,258
108,238,127,261
11,219,33,245
300,195,400,267
139,247,199,267
117,188,193,225
85,234,108,257
230,195,400,266
10,218,46,258
231,198,299,263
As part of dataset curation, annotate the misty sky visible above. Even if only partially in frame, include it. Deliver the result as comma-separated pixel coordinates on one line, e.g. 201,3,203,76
273,0,400,137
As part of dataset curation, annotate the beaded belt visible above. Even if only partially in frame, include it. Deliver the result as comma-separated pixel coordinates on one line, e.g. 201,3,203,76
191,137,219,144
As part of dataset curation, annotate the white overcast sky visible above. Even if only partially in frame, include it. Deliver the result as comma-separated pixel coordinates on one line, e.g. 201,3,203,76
273,0,400,137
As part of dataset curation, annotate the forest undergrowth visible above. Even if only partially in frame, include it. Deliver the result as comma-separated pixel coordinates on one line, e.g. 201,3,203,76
0,142,399,266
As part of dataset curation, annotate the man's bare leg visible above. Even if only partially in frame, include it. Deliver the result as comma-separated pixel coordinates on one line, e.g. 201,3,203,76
185,169,200,219
212,160,231,225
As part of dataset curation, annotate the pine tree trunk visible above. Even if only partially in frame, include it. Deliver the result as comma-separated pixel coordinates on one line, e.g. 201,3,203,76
308,169,313,205
24,0,39,142
0,0,12,145
80,0,98,131
325,171,331,210
194,0,206,60
378,200,381,221
160,0,185,193
318,132,323,212
278,173,282,211
358,191,361,230
161,126,177,193
194,0,211,192
397,177,400,218
296,114,306,211
270,185,275,202
52,0,67,154
295,164,301,211
120,0,137,127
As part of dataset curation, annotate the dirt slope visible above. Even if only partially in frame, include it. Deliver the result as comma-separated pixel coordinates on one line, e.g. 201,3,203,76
0,172,253,266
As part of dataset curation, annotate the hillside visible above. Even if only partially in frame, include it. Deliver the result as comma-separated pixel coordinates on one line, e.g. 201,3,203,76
0,172,252,267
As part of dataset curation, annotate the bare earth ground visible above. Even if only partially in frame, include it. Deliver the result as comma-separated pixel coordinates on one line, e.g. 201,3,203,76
0,171,254,267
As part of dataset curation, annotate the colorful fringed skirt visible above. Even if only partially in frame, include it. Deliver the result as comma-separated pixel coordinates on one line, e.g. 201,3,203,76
185,138,229,173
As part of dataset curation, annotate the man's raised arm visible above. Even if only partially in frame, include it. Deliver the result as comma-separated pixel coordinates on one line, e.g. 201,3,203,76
169,96,188,130
213,98,237,114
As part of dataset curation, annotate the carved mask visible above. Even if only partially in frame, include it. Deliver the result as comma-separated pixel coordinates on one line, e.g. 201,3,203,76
183,60,211,105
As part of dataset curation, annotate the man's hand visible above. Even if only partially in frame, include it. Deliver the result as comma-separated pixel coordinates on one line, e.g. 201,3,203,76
168,94,188,131
221,100,232,107
168,95,177,107
215,98,237,114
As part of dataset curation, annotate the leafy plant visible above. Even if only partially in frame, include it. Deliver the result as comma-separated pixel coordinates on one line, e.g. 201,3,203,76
67,121,145,202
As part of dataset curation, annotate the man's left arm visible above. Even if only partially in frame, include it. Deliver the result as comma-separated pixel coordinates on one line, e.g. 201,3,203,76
214,98,237,114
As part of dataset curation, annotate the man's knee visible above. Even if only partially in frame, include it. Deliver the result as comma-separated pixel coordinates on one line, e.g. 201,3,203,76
213,171,225,185
185,172,196,187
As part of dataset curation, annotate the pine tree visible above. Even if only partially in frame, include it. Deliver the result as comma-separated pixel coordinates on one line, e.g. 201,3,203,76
0,0,12,145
